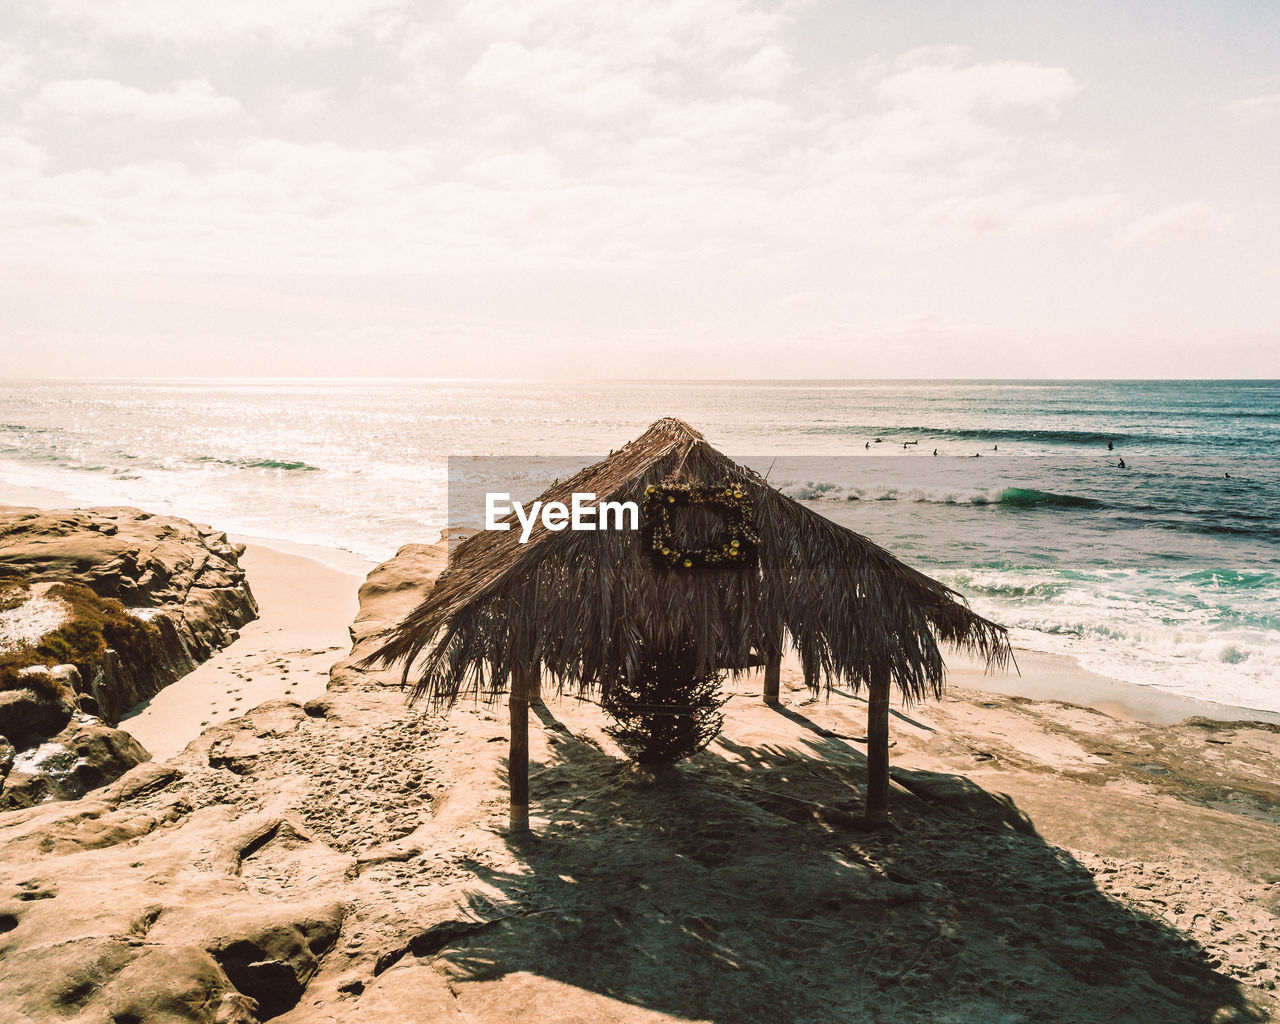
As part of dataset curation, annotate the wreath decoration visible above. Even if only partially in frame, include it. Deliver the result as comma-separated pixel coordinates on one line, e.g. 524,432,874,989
642,481,760,570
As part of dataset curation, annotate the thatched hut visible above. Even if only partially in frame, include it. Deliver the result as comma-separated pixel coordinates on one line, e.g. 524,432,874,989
369,418,1011,830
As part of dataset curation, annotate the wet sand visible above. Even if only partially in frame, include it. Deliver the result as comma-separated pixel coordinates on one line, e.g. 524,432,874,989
947,647,1280,727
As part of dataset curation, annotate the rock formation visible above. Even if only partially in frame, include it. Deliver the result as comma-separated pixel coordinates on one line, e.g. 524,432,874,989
1,507,258,808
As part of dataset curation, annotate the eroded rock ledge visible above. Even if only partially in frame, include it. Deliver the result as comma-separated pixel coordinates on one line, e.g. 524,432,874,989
0,506,258,808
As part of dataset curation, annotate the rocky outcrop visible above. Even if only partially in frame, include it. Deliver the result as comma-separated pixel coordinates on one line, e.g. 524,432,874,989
1,506,258,712
0,686,72,750
1,719,151,810
346,541,447,650
1,506,258,807
0,759,348,1024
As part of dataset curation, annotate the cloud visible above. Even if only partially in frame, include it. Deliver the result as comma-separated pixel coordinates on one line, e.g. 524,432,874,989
0,36,1106,278
463,40,660,121
456,0,806,128
270,86,337,120
720,43,795,93
27,79,242,122
452,0,799,64
872,53,1081,118
1226,92,1280,125
916,191,1128,235
0,42,33,94
32,0,397,46
0,137,47,174
464,149,563,187
1115,201,1237,245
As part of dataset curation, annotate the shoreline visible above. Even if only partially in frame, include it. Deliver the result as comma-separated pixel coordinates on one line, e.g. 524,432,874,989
3,481,1277,733
947,647,1280,727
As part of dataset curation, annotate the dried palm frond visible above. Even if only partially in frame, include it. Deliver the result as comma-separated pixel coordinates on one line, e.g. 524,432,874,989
365,418,1011,707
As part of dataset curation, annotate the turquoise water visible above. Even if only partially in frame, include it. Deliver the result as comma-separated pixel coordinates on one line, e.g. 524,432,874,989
1,378,1276,711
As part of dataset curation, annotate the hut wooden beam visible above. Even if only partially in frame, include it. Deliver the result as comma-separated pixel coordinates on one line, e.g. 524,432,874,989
865,666,891,822
763,652,781,705
509,663,531,833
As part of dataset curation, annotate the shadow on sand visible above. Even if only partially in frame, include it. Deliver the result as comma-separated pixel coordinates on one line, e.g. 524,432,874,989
396,701,1268,1023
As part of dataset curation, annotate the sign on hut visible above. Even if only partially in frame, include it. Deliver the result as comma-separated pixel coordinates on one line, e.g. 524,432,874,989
367,418,1011,831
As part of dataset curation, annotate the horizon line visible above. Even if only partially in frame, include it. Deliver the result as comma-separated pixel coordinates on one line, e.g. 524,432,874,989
4,375,1279,385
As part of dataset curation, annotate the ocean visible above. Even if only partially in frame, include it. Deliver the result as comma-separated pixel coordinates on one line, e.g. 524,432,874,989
1,378,1277,713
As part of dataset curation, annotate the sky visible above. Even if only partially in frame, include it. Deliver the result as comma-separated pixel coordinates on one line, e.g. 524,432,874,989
1,0,1278,379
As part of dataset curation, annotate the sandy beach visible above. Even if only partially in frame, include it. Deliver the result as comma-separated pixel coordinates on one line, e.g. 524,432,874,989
119,542,369,759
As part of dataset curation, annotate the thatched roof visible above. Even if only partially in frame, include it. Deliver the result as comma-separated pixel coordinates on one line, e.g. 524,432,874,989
368,418,1011,706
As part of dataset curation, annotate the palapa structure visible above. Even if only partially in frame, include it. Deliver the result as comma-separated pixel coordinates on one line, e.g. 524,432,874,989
369,418,1011,831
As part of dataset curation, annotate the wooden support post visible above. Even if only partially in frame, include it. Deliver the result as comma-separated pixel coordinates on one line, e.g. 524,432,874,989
528,668,543,706
763,651,781,705
865,667,891,823
509,664,530,833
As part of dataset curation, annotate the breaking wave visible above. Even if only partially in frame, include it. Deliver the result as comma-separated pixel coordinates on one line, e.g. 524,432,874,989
805,424,1149,446
777,481,1106,511
192,456,322,472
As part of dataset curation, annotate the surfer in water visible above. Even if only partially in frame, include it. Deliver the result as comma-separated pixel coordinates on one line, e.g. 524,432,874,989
1117,457,1127,469
1107,441,1114,451
933,449,938,456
